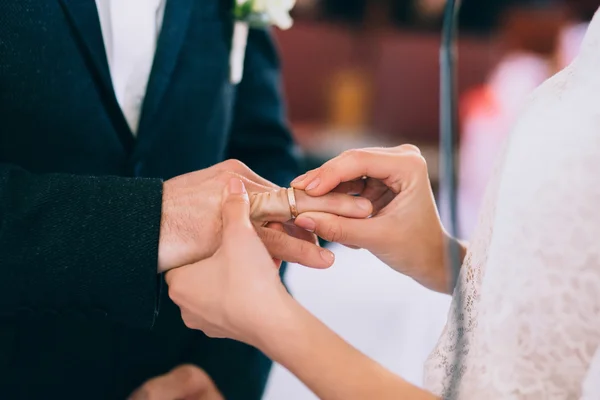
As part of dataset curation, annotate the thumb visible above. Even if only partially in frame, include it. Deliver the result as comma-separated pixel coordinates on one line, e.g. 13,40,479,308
294,212,373,248
222,178,253,235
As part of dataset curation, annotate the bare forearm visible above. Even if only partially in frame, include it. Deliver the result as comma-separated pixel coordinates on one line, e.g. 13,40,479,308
257,299,438,400
423,236,469,295
442,237,469,294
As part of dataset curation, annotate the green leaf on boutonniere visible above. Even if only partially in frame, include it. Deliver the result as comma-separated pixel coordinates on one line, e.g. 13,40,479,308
233,0,254,20
233,0,295,30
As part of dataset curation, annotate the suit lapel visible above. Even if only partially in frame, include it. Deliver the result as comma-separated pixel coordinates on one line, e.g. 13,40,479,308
58,0,134,152
136,0,194,143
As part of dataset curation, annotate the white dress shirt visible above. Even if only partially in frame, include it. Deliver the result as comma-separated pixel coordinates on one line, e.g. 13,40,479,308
95,0,166,135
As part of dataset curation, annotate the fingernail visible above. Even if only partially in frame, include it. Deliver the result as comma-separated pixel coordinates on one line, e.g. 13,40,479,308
295,217,316,232
305,178,321,191
320,249,335,264
291,174,307,186
229,178,246,194
354,197,372,211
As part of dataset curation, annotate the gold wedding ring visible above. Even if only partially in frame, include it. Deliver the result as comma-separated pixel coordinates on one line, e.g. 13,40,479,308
287,187,299,219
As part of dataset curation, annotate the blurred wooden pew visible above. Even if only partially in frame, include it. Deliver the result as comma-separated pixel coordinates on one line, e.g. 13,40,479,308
274,23,500,142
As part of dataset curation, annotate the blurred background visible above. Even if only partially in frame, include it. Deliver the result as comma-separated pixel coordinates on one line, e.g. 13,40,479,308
263,0,599,398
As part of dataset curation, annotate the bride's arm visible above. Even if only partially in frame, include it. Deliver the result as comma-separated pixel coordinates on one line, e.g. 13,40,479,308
166,178,439,400
258,297,438,400
292,145,467,294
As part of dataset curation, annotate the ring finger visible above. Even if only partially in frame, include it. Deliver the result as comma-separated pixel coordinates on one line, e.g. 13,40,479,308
250,188,373,223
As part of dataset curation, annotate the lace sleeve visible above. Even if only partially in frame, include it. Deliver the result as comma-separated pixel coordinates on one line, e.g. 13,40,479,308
424,63,600,398
467,76,600,396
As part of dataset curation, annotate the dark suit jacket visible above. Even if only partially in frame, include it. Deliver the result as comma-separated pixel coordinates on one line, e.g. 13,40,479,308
0,1,299,399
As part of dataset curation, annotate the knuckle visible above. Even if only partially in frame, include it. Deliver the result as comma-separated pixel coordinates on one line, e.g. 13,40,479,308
222,159,247,172
276,189,291,217
297,239,310,255
318,164,333,178
215,170,234,185
324,221,346,243
402,152,427,171
338,149,352,159
248,193,264,219
276,187,288,203
252,190,285,219
176,364,206,387
181,316,193,329
341,148,362,161
324,196,337,209
411,153,428,170
258,227,280,247
139,383,159,399
175,364,197,374
399,144,422,155
264,228,299,258
204,329,220,339
180,312,199,331
225,194,249,207
167,276,183,302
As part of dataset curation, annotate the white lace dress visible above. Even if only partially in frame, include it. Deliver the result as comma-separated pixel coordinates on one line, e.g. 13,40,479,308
423,8,600,399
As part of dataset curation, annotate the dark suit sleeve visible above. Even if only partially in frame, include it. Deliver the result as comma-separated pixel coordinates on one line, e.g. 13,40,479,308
225,28,300,187
0,164,162,329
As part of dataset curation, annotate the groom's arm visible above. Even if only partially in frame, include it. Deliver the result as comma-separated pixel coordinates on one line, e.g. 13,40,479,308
225,28,300,188
0,163,162,329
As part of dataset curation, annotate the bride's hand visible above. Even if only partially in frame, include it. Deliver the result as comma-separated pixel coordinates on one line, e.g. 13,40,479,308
291,145,460,293
165,179,296,345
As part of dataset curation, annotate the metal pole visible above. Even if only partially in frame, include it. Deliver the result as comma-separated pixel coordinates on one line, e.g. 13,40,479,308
439,0,463,393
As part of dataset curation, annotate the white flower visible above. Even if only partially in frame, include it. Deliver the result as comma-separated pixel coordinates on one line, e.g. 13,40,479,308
237,0,296,30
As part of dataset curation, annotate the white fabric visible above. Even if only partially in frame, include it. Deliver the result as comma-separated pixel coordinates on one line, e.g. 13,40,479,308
424,7,600,399
95,0,166,134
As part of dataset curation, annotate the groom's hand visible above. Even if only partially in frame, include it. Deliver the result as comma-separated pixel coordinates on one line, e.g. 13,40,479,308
158,159,372,273
166,178,297,346
129,364,223,400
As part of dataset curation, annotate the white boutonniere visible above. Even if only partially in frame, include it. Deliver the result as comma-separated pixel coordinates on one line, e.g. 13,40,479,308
234,0,296,30
229,0,296,84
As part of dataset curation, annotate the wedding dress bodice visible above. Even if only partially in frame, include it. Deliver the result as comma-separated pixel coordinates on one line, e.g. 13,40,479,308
423,8,600,399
